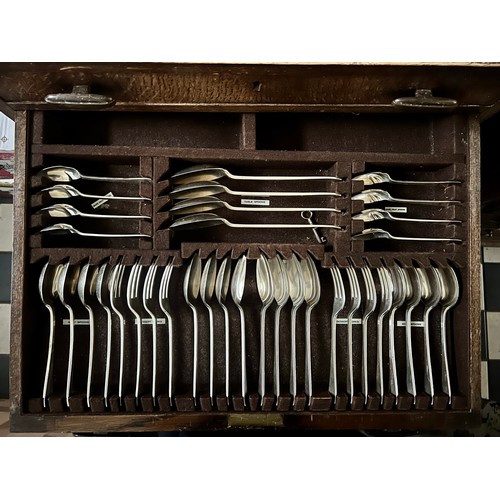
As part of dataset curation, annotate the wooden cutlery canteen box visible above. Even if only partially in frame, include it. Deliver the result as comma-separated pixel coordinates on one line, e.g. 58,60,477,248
3,62,499,433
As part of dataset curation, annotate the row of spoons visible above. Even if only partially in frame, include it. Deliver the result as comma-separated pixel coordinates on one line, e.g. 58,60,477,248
38,165,152,238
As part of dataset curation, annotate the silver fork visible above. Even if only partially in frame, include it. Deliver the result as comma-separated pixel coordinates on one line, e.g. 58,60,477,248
109,258,126,405
39,261,62,408
77,261,99,408
417,267,441,405
387,266,406,402
126,258,144,405
345,266,362,404
159,258,175,406
400,267,420,402
184,253,202,404
143,257,159,401
376,266,393,403
57,261,80,407
328,265,345,403
95,259,112,407
360,265,377,403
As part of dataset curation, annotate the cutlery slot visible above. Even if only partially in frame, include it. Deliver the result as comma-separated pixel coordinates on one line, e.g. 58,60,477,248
40,111,243,149
255,113,465,155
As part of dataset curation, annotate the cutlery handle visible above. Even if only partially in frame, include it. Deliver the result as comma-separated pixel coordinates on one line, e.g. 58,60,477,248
258,307,267,402
239,306,247,404
274,306,282,398
347,316,354,403
392,197,461,205
440,308,452,402
423,309,435,403
65,307,75,408
222,305,230,404
229,222,342,230
82,174,151,182
167,315,174,406
191,307,199,403
103,308,112,407
134,320,142,403
387,310,399,400
208,306,214,405
376,317,384,402
151,318,158,400
42,306,55,408
86,308,94,408
391,179,461,185
405,309,417,400
230,173,342,181
328,316,338,399
305,307,313,402
231,188,341,198
118,316,125,404
290,307,298,400
361,319,369,404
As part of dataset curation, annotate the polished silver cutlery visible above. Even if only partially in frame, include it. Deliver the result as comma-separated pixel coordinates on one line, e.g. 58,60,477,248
169,195,341,215
352,171,460,186
40,203,151,220
169,180,341,199
41,223,150,239
352,208,459,224
352,188,460,205
169,213,342,231
352,228,461,243
171,163,342,184
42,184,151,201
42,165,152,183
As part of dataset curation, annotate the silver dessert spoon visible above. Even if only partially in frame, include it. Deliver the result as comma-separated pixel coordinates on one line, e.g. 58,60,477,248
169,196,341,215
256,255,274,405
352,189,460,206
40,203,151,220
171,163,342,184
41,223,150,238
352,171,460,186
352,228,461,243
231,254,248,405
169,180,341,199
352,208,460,224
215,256,232,405
169,213,342,231
42,165,152,183
41,184,151,201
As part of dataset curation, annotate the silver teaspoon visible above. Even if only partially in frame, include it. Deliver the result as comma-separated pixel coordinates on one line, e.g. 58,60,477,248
352,171,460,186
352,228,461,243
41,223,151,238
352,208,460,224
40,203,151,220
41,184,151,201
352,189,460,205
42,166,152,183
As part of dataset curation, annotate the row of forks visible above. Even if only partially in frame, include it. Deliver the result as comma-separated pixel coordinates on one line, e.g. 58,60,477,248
38,257,175,409
38,253,460,410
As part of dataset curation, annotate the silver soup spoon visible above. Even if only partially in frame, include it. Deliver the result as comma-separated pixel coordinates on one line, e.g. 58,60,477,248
352,189,460,205
352,208,459,224
171,163,342,184
41,223,150,238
